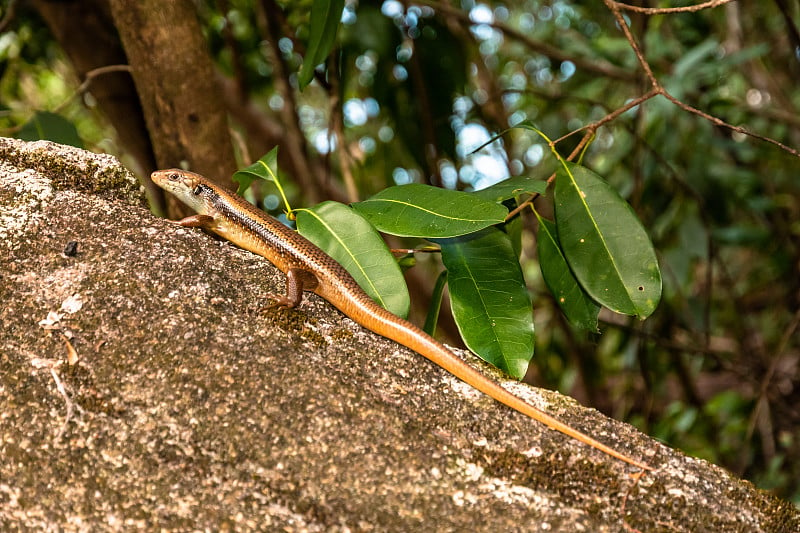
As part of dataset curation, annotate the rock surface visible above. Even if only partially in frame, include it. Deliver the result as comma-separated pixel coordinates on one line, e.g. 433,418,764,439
1,137,798,532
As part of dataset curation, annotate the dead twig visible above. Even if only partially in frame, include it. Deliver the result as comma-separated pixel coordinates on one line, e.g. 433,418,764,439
610,0,734,15
620,469,648,532
588,0,800,160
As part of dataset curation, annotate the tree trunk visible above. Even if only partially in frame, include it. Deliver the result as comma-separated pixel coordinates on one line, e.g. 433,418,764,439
108,0,238,215
30,0,159,206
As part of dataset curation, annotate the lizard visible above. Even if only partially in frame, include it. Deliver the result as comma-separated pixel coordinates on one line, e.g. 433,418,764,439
151,168,652,471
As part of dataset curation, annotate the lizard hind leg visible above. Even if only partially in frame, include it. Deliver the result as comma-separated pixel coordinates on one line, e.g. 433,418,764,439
265,268,319,309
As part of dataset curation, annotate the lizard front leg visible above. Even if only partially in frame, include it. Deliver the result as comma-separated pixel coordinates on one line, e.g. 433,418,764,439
171,214,216,228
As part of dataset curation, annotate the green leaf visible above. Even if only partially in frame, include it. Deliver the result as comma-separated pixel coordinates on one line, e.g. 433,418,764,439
232,147,293,211
438,227,534,379
712,224,769,245
296,201,410,318
352,184,508,238
298,0,345,89
505,208,524,260
534,212,600,331
422,270,447,336
471,174,549,203
232,147,279,196
554,162,661,319
673,39,719,79
17,111,83,148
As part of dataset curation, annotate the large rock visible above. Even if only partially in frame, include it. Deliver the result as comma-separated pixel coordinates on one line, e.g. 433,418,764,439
1,137,797,531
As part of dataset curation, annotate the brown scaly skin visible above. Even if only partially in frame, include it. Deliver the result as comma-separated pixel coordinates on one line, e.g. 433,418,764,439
152,169,652,471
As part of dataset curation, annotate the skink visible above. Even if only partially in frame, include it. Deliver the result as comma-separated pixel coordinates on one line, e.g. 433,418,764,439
152,168,651,471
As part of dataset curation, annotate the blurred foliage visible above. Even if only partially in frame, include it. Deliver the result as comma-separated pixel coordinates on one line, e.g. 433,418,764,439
0,12,118,153
2,0,799,504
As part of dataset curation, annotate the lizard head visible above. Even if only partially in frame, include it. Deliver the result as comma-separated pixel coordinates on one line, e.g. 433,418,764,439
151,169,212,214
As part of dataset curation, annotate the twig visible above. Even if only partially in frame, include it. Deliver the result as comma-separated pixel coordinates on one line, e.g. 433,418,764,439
552,89,660,146
49,368,77,441
610,0,734,15
604,0,659,88
505,193,540,222
773,0,800,66
620,469,647,532
230,127,252,167
390,246,440,255
660,91,800,158
739,308,800,468
53,65,132,114
429,0,800,163
418,0,635,82
31,356,84,442
0,0,16,34
1,64,133,136
595,0,800,159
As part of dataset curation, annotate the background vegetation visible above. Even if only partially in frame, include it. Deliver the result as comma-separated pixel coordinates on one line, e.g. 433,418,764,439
2,0,798,504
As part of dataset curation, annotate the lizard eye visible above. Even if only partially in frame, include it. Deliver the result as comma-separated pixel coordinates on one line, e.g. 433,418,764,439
168,173,180,181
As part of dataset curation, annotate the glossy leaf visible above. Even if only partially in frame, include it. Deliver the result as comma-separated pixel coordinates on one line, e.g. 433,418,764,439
298,0,345,89
296,201,410,318
471,174,548,203
438,227,534,379
534,212,600,331
232,147,279,196
352,184,507,238
505,210,524,261
554,162,661,318
422,270,448,337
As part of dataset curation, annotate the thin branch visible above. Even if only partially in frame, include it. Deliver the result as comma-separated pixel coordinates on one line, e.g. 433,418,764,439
739,308,800,469
448,0,800,163
523,93,659,188
418,0,636,82
229,127,252,167
30,355,84,442
390,246,440,255
552,89,660,146
2,65,133,136
536,91,659,188
660,91,800,158
0,0,16,33
620,469,648,533
610,0,734,15
49,368,76,441
773,0,800,67
53,65,132,113
595,0,800,159
505,194,539,222
604,0,659,88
